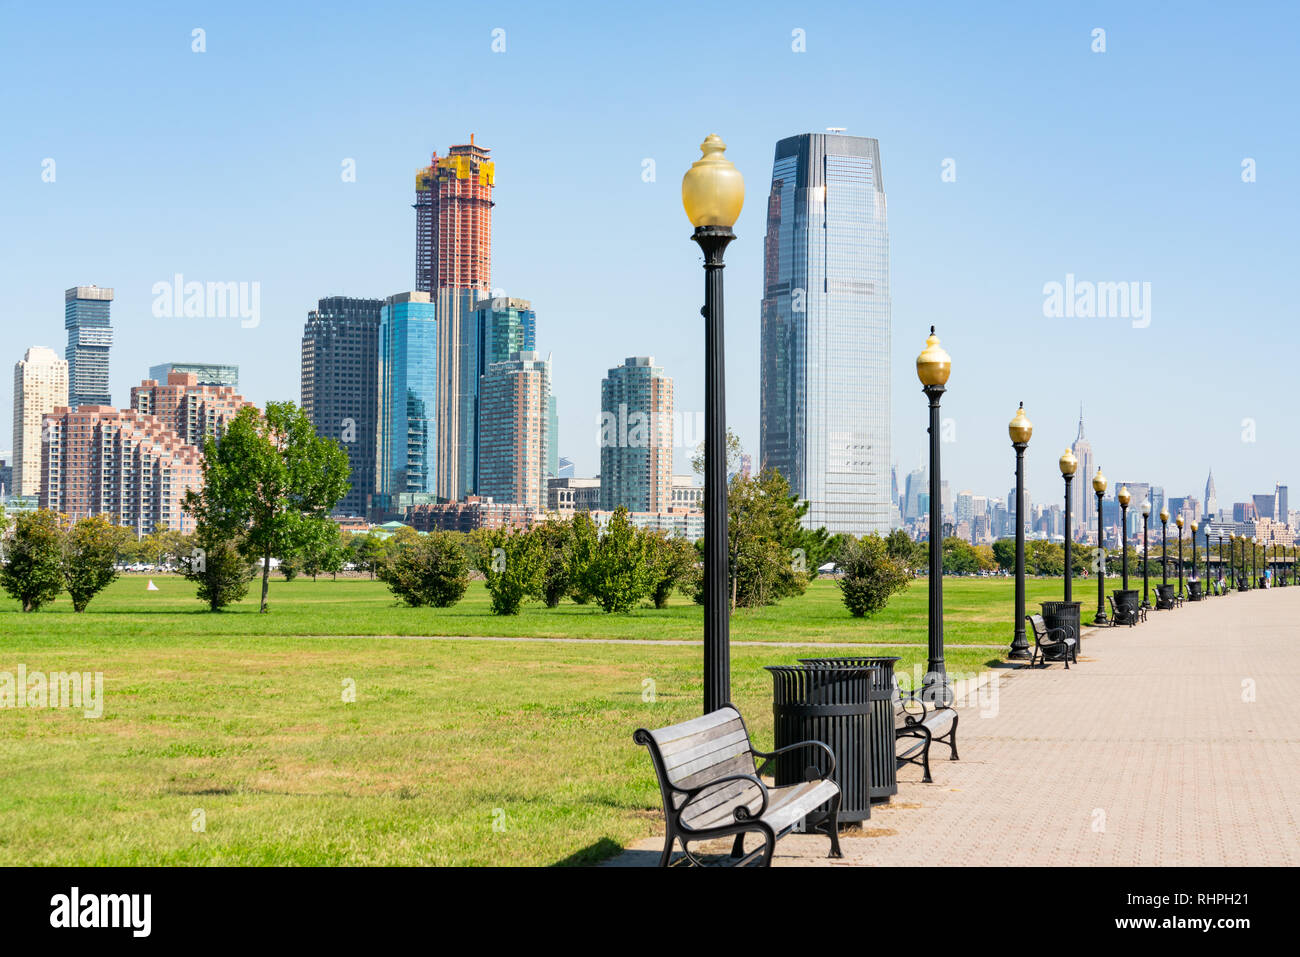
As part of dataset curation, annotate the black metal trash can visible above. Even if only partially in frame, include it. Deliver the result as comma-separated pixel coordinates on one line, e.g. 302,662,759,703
1040,601,1082,659
765,664,876,826
798,656,900,803
1116,589,1140,622
1188,580,1203,601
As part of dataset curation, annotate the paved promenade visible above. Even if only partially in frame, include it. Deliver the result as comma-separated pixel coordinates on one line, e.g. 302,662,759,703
611,586,1300,866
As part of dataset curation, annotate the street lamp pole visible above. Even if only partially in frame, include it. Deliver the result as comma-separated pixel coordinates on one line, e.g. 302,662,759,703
1176,515,1185,599
1160,507,1169,588
1141,501,1151,609
1118,486,1131,591
1191,521,1199,596
1060,449,1077,603
1008,403,1033,660
682,134,744,714
1093,468,1108,624
917,329,952,700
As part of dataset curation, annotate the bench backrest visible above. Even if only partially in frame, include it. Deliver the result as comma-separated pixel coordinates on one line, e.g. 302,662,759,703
634,707,761,829
1027,614,1048,638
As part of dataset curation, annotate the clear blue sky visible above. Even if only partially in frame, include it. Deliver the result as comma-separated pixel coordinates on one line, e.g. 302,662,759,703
2,0,1296,511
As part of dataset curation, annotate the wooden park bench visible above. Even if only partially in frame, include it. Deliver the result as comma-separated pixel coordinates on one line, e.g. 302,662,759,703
1026,613,1078,669
634,706,843,867
893,677,959,784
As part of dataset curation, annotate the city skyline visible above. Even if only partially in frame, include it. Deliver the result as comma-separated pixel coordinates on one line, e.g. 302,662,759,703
4,3,1297,512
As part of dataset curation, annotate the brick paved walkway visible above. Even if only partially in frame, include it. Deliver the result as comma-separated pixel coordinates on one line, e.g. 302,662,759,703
610,586,1300,866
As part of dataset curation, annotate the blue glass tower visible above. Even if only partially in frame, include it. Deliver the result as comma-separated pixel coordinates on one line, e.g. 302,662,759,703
760,133,891,535
470,296,536,490
65,285,114,407
377,292,439,509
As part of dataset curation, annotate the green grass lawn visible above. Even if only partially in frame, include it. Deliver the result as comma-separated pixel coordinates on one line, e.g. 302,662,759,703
0,573,1098,866
0,573,1106,643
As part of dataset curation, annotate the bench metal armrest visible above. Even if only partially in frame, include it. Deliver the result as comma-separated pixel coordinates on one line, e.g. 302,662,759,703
673,773,770,829
752,739,837,781
1036,625,1068,644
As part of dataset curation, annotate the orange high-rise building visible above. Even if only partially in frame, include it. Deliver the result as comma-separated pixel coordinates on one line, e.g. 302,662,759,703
414,135,495,294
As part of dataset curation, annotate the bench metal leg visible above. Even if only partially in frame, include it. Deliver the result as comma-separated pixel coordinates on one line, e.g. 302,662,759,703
948,713,960,761
822,792,844,859
729,833,746,859
658,833,676,867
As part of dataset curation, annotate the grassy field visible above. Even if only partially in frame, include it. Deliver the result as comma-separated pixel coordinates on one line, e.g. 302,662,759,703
0,573,1110,866
0,573,1114,642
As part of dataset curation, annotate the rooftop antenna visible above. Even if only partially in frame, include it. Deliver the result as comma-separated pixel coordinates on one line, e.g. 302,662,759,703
826,127,847,133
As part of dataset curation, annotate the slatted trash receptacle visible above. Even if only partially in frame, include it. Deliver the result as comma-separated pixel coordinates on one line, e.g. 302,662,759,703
1039,601,1082,660
797,656,900,804
1116,589,1141,623
765,664,876,828
1188,579,1203,601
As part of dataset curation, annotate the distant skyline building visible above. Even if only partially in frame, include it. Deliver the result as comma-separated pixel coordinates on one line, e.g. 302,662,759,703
377,292,439,510
131,371,252,447
299,296,384,517
65,285,113,408
599,356,673,513
1204,470,1218,519
12,346,69,497
759,132,891,535
477,351,552,513
1071,408,1096,535
149,362,239,390
470,296,538,491
413,136,497,501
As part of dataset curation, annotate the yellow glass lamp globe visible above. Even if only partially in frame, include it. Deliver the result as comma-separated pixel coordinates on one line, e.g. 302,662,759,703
1176,515,1184,529
682,135,744,228
1008,402,1032,444
916,327,951,387
1160,507,1169,523
1093,468,1107,494
1059,448,1077,476
1118,486,1131,507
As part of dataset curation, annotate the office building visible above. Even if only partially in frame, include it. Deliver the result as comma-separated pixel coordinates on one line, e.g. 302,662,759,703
12,346,69,497
377,292,439,512
470,296,537,488
599,356,673,513
1252,492,1275,520
149,362,239,390
65,286,114,407
1204,470,1217,520
760,132,891,535
300,296,384,517
669,474,704,510
404,495,533,533
477,351,552,513
547,476,601,514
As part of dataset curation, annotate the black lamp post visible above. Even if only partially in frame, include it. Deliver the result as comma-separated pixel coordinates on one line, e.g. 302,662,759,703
1008,403,1033,660
1093,468,1108,624
1176,515,1185,598
1060,449,1078,602
917,329,952,701
1252,538,1258,588
1141,500,1151,609
1160,507,1170,588
683,134,743,714
1191,520,1199,594
1118,486,1131,591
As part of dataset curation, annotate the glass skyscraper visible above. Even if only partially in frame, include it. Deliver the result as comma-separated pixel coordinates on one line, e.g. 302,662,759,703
760,133,891,535
377,292,438,508
471,296,536,490
65,285,114,408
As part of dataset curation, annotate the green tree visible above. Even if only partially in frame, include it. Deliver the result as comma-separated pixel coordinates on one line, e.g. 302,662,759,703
0,509,65,612
835,534,911,617
476,526,544,615
178,533,255,611
991,538,1016,572
302,526,349,581
581,508,653,613
378,531,469,607
530,518,573,608
61,515,129,612
885,529,917,565
566,511,599,605
644,531,696,609
183,402,350,613
941,537,981,575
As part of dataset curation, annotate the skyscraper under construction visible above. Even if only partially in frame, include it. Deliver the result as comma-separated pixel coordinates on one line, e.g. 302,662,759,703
413,136,495,499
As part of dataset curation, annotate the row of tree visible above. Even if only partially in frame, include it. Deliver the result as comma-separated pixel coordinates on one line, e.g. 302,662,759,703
0,511,130,613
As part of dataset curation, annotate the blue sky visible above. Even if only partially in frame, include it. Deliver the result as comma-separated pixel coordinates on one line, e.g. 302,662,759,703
2,0,1296,510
